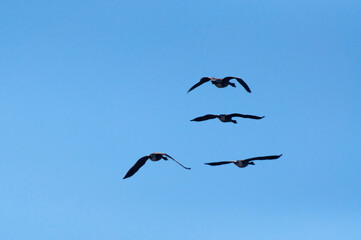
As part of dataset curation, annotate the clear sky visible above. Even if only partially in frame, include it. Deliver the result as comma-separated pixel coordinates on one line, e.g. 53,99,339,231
1,0,360,239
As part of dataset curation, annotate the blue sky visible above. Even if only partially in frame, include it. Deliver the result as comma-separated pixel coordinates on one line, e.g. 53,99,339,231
1,0,361,239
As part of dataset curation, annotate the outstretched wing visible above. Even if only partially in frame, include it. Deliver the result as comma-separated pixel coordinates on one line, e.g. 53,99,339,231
228,113,264,120
191,114,218,122
204,161,235,166
123,156,149,179
223,77,251,93
161,153,191,170
187,77,212,93
159,153,176,161
244,154,282,162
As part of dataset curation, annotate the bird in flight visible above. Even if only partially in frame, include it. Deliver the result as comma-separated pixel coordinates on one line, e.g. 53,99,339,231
187,76,251,93
191,113,264,124
123,152,191,179
205,154,282,168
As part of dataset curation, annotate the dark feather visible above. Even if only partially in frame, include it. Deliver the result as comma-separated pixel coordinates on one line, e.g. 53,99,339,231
204,161,235,166
123,156,149,179
163,153,191,169
162,153,174,160
244,154,282,162
187,77,211,93
223,77,251,93
228,113,264,120
191,114,218,122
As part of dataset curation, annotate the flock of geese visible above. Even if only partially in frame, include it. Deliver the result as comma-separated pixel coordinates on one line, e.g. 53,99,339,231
123,76,282,179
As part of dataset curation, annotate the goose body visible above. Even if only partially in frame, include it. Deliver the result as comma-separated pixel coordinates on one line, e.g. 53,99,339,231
149,153,164,161
234,160,253,168
205,154,282,168
187,76,251,93
123,152,191,179
191,113,264,124
213,79,228,88
218,114,227,122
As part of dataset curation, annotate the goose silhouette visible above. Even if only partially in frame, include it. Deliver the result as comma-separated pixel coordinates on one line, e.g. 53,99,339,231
187,76,251,93
205,154,282,168
191,113,264,123
123,153,191,179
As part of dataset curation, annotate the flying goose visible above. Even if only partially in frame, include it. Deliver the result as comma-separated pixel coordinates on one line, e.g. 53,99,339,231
191,113,264,124
123,152,191,179
205,154,282,168
187,76,251,93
